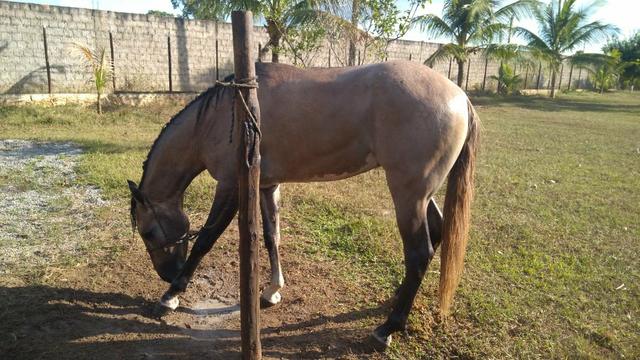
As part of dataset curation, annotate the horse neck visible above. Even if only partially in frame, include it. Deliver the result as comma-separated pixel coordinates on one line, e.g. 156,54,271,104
141,104,206,203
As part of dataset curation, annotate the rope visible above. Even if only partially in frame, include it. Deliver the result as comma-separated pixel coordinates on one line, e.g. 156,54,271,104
215,77,262,145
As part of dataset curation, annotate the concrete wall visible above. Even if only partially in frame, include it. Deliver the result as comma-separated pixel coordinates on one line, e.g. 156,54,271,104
0,1,578,94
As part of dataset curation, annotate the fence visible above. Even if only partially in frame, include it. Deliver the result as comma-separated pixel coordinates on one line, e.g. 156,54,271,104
0,1,587,95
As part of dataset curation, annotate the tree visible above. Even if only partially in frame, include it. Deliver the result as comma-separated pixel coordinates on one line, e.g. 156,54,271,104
73,44,112,114
147,10,175,17
604,31,640,90
415,0,537,87
343,0,422,66
515,0,617,98
171,0,341,63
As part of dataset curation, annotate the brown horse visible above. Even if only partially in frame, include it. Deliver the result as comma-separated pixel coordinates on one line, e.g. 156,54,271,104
128,60,479,348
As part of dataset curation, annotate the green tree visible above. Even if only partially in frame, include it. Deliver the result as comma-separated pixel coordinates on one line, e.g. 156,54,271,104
171,0,341,63
415,0,536,87
515,0,617,98
147,10,175,17
343,0,423,66
604,31,640,89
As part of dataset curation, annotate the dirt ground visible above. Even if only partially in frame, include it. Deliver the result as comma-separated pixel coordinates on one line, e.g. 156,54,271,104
0,141,395,360
1,230,395,360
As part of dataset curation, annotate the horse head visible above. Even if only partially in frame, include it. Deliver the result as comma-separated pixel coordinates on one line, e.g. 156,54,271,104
127,180,189,283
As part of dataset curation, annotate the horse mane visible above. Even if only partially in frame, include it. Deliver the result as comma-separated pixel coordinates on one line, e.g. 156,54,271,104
130,74,235,231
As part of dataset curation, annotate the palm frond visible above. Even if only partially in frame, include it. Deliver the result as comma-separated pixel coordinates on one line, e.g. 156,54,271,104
424,43,465,66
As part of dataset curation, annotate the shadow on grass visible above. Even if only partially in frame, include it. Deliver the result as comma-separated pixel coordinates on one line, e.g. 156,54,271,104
471,94,640,114
0,285,386,359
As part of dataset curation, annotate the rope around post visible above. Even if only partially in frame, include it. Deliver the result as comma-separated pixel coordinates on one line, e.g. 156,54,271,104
216,77,262,147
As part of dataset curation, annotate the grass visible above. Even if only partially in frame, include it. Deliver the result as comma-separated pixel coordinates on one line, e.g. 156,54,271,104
1,91,639,358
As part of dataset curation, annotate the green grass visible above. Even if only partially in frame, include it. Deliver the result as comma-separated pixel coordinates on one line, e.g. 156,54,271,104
1,91,639,358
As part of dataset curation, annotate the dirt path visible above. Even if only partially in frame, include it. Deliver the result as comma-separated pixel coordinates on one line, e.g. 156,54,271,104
0,140,391,359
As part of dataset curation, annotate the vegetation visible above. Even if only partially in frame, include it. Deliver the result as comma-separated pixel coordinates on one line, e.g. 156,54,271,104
604,31,640,89
515,0,618,98
490,62,522,94
415,0,536,87
147,10,175,17
171,0,341,63
1,91,638,357
73,44,112,114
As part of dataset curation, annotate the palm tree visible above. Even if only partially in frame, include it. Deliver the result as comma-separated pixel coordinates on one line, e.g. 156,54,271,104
414,0,537,87
73,43,112,114
515,0,617,98
172,0,340,63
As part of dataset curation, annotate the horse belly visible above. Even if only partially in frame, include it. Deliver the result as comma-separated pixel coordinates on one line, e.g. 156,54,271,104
261,138,378,185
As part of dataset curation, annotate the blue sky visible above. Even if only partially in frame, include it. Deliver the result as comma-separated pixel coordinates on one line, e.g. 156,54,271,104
13,0,638,53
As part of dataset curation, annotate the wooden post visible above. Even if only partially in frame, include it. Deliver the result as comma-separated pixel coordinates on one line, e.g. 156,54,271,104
257,42,262,63
447,57,452,79
109,31,116,91
42,26,51,94
409,53,412,61
215,39,220,80
577,67,582,89
167,35,173,93
328,49,331,68
567,63,574,91
232,11,262,360
558,63,564,90
465,58,471,91
482,56,488,91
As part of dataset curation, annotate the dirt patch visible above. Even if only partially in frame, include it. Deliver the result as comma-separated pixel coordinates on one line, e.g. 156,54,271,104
0,140,393,359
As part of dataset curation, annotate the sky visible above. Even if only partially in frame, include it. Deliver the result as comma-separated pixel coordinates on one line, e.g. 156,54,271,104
12,0,639,54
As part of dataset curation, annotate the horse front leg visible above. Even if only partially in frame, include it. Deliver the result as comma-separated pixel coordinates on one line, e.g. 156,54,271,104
259,185,285,307
158,184,238,310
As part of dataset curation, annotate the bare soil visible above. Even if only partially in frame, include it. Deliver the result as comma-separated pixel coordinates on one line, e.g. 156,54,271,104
1,230,392,359
0,141,393,360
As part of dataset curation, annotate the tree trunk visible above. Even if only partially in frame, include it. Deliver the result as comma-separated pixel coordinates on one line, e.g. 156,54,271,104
271,36,280,63
266,19,281,63
97,92,102,114
348,0,360,66
457,59,465,87
550,70,557,98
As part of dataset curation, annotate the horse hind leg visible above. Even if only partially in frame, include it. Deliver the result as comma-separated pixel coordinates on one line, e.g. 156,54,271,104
260,185,285,307
372,176,439,348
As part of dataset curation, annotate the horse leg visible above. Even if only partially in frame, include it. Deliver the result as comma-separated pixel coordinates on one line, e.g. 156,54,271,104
159,184,238,309
390,197,442,300
427,198,443,250
372,178,437,348
259,185,285,307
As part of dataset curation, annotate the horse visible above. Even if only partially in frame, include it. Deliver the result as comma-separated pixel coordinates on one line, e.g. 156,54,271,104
128,60,479,348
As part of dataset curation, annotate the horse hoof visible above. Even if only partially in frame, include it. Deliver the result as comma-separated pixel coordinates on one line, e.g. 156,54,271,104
153,302,175,318
260,290,281,308
260,297,277,309
370,330,392,351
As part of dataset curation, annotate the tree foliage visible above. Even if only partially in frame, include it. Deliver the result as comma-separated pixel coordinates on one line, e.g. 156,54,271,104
515,0,618,97
603,31,640,89
171,0,341,64
414,0,537,87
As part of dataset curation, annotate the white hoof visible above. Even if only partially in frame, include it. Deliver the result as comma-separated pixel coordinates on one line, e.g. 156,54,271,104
261,290,282,305
160,295,180,310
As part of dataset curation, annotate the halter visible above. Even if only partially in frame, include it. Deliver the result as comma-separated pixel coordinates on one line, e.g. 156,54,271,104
138,199,203,254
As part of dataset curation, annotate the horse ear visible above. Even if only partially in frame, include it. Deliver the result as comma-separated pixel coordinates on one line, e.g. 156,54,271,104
127,180,146,205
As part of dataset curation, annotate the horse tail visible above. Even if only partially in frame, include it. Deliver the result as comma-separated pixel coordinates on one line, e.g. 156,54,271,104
438,99,479,316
